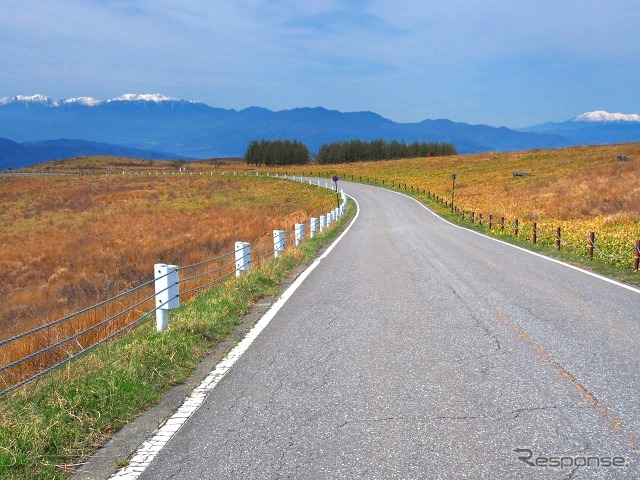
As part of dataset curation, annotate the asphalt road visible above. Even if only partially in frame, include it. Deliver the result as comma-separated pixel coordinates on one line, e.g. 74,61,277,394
135,181,639,479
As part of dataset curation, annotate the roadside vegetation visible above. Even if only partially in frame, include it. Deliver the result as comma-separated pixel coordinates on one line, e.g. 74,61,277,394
0,172,339,387
0,163,355,479
0,202,354,479
1,174,335,339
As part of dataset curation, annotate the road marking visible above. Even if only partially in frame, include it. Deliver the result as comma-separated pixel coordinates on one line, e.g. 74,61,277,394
496,310,639,453
110,197,360,479
374,186,640,295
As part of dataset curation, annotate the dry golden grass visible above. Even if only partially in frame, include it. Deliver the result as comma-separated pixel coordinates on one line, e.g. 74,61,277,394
0,172,335,389
20,155,245,173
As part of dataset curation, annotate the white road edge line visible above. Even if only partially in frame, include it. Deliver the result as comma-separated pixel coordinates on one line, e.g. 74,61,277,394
382,186,640,295
109,195,360,480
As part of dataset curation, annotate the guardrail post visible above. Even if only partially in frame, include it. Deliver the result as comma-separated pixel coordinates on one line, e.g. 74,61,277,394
295,223,305,246
320,215,326,231
634,239,640,271
310,217,318,238
235,241,251,277
154,264,180,332
273,230,285,258
532,223,537,244
515,218,519,236
556,227,561,250
589,232,595,260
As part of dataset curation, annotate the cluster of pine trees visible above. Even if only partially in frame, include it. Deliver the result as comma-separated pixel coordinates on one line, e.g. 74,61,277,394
316,139,457,164
244,140,309,166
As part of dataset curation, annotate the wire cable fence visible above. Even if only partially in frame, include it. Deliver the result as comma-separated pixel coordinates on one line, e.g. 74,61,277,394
446,206,640,270
0,186,349,396
457,207,639,268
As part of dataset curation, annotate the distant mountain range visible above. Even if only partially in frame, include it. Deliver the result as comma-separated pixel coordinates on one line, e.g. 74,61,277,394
0,137,183,170
1,94,639,169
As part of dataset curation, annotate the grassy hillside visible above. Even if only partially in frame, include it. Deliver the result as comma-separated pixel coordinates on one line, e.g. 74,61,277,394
16,155,244,172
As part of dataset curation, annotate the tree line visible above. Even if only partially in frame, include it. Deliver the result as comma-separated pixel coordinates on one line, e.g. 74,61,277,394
316,139,457,164
244,138,457,166
244,140,309,166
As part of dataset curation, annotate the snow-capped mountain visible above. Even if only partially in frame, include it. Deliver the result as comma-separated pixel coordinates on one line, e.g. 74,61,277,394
61,97,102,107
0,93,199,107
0,94,55,106
106,93,182,103
574,110,640,123
520,110,640,145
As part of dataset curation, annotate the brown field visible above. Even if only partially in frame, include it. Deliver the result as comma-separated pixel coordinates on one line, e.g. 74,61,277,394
0,171,336,389
18,155,245,173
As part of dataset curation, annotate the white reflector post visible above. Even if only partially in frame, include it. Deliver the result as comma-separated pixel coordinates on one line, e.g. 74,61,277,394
235,241,251,277
154,264,180,332
295,223,305,246
273,230,285,258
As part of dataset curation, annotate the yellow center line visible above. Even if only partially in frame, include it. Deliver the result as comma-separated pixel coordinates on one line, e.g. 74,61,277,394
496,310,639,454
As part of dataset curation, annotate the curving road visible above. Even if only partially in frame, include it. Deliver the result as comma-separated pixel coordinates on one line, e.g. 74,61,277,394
130,181,638,479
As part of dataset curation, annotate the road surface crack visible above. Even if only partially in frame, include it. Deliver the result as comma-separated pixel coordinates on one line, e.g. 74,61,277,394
338,404,577,427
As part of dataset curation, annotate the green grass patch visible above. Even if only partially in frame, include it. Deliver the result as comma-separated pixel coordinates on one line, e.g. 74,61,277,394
0,201,356,480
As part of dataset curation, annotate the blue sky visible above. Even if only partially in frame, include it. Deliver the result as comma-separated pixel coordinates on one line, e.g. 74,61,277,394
1,0,639,127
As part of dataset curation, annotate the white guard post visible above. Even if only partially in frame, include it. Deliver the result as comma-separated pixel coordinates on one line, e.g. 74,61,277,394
273,230,285,258
235,241,251,277
320,215,326,232
154,264,180,332
295,223,305,246
310,217,318,238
